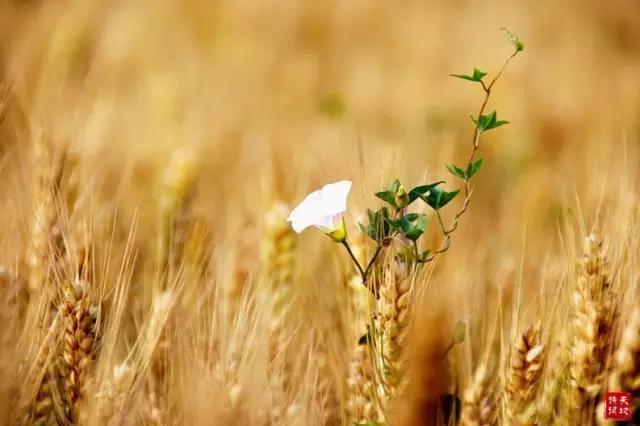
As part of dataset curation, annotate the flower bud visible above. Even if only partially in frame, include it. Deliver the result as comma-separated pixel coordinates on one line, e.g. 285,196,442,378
394,183,410,209
327,220,347,242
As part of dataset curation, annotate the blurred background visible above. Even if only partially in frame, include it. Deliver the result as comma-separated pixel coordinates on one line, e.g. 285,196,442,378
1,0,640,347
1,0,639,238
0,0,639,327
0,1,639,422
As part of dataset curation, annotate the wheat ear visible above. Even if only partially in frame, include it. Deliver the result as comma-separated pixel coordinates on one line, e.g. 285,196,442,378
506,326,546,425
158,149,196,278
376,264,411,403
597,308,640,424
345,344,381,424
26,142,65,294
460,364,499,426
261,202,296,425
569,234,618,421
59,279,97,422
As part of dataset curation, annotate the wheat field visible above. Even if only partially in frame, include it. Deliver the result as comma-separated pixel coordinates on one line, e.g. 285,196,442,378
0,1,639,425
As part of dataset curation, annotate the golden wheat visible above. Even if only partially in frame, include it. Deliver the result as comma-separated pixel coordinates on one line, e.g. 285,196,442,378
0,2,639,425
505,326,546,425
345,344,381,424
376,263,412,408
597,308,640,423
460,364,499,426
59,279,97,422
569,234,618,422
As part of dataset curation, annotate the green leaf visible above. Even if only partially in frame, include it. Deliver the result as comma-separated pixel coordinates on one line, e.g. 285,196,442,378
425,187,460,209
501,27,524,52
466,158,484,178
472,68,487,80
450,68,487,82
453,321,466,344
383,216,401,231
408,181,444,203
387,214,427,242
362,208,393,242
419,250,431,261
390,179,402,193
403,213,420,221
477,112,494,131
375,179,409,208
395,185,410,209
474,111,509,132
374,190,397,207
397,215,427,241
446,164,466,179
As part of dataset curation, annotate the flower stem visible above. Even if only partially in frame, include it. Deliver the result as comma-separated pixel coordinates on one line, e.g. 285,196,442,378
341,240,365,281
363,245,383,280
341,240,383,288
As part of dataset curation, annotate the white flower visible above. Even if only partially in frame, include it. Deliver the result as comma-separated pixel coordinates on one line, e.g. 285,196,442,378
287,180,352,240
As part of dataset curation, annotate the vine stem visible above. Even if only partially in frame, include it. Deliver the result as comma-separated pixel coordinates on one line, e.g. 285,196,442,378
341,240,384,291
363,245,383,280
341,240,365,280
425,49,520,263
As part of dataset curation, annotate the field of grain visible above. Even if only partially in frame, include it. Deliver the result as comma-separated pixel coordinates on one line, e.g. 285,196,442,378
1,1,639,425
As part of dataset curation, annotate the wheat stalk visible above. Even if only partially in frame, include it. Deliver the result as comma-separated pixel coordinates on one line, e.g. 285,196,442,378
261,202,297,425
26,141,65,294
141,150,198,424
506,326,546,425
25,142,68,425
315,342,339,426
29,314,65,426
158,149,197,278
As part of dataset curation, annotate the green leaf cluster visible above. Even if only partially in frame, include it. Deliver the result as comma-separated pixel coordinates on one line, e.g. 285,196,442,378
363,179,461,253
471,111,509,132
447,158,483,180
374,179,410,209
360,207,393,243
424,187,459,210
385,214,426,242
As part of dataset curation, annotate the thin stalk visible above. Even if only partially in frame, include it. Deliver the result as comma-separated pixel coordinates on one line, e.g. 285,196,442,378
341,240,365,280
363,245,383,280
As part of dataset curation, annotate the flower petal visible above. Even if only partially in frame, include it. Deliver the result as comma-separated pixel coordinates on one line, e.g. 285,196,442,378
287,180,352,234
314,213,341,232
287,189,323,233
319,180,352,216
